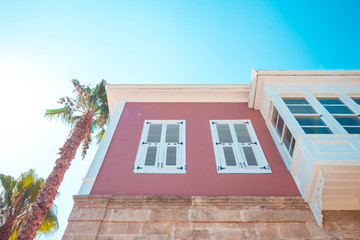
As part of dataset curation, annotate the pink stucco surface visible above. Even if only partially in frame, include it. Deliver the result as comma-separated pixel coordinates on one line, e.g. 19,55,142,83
91,102,300,196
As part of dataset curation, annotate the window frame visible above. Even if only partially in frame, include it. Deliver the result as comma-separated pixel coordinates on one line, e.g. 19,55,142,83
271,106,297,157
282,97,333,134
134,120,186,173
316,96,360,134
210,120,271,173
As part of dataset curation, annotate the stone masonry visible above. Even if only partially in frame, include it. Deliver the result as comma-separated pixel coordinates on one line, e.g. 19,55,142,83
63,195,360,240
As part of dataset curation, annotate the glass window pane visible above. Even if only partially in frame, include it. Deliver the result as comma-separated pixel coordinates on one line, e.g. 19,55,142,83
147,124,162,142
288,106,317,114
223,147,237,166
282,98,309,105
317,98,343,105
351,97,360,104
295,117,326,126
243,147,258,166
272,108,279,128
344,127,360,134
166,146,177,166
145,146,157,166
289,138,296,157
302,127,333,134
335,117,360,126
216,124,233,143
165,124,179,142
276,114,284,137
323,105,354,114
234,124,252,143
283,126,292,151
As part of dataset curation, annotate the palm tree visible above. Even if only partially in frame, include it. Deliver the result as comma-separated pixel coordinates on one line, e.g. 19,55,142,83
0,170,59,240
16,79,109,240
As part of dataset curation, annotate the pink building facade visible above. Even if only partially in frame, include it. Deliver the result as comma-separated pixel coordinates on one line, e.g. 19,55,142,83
63,70,360,239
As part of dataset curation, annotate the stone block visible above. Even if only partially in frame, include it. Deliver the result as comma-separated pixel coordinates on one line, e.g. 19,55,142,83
61,235,73,240
70,235,97,240
305,222,328,239
98,222,142,235
109,196,145,206
192,196,230,206
104,207,151,221
96,236,115,240
132,235,173,240
281,209,315,222
213,207,244,221
339,222,360,238
74,195,111,206
277,222,311,239
69,206,107,221
149,207,189,221
114,236,133,240
141,222,174,237
255,223,282,239
241,209,283,222
190,207,216,221
65,221,101,235
212,229,251,240
144,196,192,206
323,222,344,238
173,228,211,240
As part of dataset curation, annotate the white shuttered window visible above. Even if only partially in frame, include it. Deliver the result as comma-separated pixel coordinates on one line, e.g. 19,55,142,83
134,120,186,173
210,120,271,173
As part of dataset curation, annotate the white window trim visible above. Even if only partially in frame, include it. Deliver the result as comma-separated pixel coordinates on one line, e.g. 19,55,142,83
134,120,186,173
210,120,271,173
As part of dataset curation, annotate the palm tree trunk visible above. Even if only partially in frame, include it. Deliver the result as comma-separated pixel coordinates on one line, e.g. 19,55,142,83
16,112,93,240
0,216,16,240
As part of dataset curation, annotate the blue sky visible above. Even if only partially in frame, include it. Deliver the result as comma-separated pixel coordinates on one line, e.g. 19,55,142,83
1,0,360,239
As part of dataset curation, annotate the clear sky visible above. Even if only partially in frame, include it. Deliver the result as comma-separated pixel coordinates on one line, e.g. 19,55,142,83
1,0,360,239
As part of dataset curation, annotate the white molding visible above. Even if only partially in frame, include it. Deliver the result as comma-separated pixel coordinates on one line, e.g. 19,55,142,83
309,169,324,226
249,69,360,111
78,102,126,195
105,84,251,116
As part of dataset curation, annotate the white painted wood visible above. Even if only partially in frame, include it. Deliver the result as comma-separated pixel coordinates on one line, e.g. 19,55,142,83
133,120,186,173
309,169,324,226
106,84,251,116
78,102,126,195
210,120,271,173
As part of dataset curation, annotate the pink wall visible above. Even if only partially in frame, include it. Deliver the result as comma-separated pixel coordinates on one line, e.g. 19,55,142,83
91,103,300,196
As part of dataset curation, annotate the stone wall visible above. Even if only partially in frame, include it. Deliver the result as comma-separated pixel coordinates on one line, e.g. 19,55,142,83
63,195,360,240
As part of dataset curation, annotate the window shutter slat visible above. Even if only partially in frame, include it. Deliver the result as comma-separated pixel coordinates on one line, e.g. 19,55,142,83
147,124,162,142
166,124,180,142
144,146,157,166
216,124,233,143
234,124,252,143
223,147,237,166
243,147,258,166
166,146,177,166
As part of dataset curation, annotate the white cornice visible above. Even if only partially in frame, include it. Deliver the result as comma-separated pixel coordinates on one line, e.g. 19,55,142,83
253,69,360,76
106,84,251,115
249,69,360,109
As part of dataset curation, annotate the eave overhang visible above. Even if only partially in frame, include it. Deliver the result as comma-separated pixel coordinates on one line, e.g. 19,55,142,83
106,84,251,116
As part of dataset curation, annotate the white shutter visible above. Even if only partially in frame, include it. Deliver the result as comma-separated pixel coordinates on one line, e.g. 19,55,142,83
134,120,186,173
210,120,271,173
